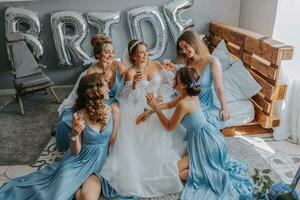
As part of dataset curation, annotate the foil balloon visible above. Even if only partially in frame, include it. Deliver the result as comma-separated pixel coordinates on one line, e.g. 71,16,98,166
87,12,120,37
127,6,168,60
5,7,44,60
51,11,92,68
163,0,194,41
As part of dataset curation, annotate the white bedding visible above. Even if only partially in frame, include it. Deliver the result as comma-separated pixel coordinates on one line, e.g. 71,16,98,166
224,100,255,127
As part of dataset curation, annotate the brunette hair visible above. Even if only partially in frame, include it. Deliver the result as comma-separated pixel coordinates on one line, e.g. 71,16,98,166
175,67,201,96
74,73,108,127
91,34,112,59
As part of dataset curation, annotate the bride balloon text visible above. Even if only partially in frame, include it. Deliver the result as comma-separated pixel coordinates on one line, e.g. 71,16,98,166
5,0,194,68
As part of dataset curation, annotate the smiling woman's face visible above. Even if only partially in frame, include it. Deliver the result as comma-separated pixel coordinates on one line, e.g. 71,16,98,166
134,44,149,64
178,40,195,59
98,43,115,65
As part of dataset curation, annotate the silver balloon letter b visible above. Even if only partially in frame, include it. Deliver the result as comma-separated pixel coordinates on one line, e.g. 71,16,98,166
5,7,44,60
163,0,194,41
51,11,92,68
87,12,120,37
127,6,168,60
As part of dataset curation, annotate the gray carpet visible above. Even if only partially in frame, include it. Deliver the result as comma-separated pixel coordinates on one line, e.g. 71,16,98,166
0,88,70,165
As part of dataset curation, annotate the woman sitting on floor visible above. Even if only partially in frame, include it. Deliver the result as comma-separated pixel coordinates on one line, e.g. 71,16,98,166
140,67,253,200
0,73,118,200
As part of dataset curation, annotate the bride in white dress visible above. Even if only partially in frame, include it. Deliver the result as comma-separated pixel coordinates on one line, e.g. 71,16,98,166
100,40,186,198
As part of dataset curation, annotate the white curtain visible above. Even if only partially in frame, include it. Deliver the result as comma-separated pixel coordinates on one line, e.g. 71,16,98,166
273,66,300,144
272,0,300,144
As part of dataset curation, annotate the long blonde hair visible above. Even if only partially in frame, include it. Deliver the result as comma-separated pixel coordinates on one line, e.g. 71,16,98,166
176,30,210,65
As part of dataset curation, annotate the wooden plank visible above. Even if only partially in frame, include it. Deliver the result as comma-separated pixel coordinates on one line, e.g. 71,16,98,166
209,22,245,47
252,93,272,114
254,104,280,128
249,68,275,100
210,35,222,47
276,84,287,100
222,122,273,137
244,36,294,65
243,53,278,80
210,35,243,59
227,43,243,59
209,21,294,65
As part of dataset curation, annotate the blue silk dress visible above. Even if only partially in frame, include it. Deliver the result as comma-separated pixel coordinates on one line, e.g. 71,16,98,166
56,64,122,152
0,111,113,200
198,64,225,130
180,108,253,200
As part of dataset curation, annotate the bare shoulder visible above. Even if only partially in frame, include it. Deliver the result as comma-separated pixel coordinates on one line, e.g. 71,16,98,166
209,55,221,70
176,99,188,111
116,61,127,75
125,67,135,81
150,60,162,71
86,67,94,75
208,55,219,64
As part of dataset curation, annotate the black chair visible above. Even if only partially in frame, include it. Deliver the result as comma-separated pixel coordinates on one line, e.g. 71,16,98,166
5,32,60,115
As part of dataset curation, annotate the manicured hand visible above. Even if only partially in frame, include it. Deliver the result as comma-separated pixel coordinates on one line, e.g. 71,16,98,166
145,92,158,109
103,66,113,82
220,108,230,121
72,111,85,136
163,59,175,71
133,72,143,87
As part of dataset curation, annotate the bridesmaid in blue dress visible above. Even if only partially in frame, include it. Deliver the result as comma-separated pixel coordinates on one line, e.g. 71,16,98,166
176,30,229,130
0,73,117,200
142,67,253,199
56,34,126,152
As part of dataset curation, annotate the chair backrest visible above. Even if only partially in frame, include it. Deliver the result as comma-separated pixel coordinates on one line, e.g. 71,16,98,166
5,32,42,79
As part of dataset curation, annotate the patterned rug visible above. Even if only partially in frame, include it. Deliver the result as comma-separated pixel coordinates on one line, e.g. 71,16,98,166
0,136,280,200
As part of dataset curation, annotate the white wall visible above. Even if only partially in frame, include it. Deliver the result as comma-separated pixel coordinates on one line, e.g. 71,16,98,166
239,0,278,36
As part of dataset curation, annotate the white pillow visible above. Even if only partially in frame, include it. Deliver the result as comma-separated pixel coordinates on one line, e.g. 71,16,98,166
223,59,262,102
212,40,237,71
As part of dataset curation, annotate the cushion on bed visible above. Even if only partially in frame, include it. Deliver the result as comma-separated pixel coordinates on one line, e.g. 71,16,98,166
212,40,237,71
222,59,262,102
212,39,262,102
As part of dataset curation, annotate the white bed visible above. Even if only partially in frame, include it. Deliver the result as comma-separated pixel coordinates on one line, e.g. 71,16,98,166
224,100,255,128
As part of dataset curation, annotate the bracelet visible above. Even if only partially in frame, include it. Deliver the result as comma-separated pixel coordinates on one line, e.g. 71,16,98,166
71,135,79,142
144,108,155,115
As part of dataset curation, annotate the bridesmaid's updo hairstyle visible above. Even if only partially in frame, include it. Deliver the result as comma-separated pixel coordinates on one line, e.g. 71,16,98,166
176,67,201,96
91,34,112,59
128,39,148,64
74,73,108,128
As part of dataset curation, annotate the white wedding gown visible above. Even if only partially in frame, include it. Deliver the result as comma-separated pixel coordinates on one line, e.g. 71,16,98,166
100,72,186,198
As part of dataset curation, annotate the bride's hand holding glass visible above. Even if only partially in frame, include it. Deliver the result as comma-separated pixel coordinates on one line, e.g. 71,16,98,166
132,69,143,89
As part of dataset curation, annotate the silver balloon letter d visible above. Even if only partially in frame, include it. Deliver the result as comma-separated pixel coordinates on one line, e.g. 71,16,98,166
127,6,168,60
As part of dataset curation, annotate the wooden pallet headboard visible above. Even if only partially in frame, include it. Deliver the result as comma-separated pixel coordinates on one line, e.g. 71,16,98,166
208,21,294,134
